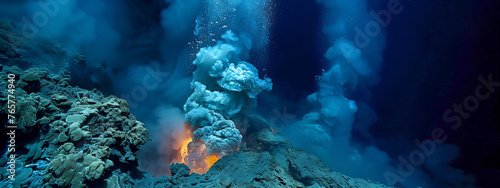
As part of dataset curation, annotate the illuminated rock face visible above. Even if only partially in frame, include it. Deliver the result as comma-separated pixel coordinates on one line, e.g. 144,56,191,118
161,129,391,188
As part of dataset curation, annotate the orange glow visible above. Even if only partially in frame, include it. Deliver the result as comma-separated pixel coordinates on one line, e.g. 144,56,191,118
204,155,220,170
189,154,220,174
179,136,191,164
176,123,220,174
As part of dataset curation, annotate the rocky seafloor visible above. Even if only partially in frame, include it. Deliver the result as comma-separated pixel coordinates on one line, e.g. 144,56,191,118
0,21,390,188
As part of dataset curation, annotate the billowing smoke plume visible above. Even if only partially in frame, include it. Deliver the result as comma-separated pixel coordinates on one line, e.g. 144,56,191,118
139,0,273,176
183,30,272,172
282,0,475,188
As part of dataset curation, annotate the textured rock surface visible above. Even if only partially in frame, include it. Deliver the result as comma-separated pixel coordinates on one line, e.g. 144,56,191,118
154,129,391,188
0,65,150,188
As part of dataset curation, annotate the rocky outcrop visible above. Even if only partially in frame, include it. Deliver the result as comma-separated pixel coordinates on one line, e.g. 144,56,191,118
0,66,150,188
152,130,391,188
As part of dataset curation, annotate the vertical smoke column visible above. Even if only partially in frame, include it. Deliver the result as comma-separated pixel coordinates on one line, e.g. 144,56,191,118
312,0,386,142
181,0,273,174
183,30,272,173
284,0,394,184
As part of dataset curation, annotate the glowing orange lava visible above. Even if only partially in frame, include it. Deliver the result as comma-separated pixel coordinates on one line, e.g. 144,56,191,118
177,125,220,174
179,135,190,164
204,155,219,168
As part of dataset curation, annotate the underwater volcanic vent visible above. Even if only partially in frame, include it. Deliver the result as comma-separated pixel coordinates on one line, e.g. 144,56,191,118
177,124,220,174
175,30,272,174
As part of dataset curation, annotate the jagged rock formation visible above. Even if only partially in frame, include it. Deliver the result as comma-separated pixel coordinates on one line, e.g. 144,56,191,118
0,66,150,188
148,130,390,188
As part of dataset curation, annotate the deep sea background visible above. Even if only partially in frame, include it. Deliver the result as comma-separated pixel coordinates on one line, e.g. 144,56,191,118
271,1,500,186
1,0,499,187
